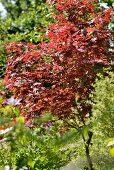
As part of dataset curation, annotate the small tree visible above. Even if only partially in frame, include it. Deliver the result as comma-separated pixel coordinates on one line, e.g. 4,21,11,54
4,0,113,169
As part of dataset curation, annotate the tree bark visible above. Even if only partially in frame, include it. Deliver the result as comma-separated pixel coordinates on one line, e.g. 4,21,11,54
82,131,94,170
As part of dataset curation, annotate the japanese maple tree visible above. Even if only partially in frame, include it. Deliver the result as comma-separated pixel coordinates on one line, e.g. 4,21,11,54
4,0,113,169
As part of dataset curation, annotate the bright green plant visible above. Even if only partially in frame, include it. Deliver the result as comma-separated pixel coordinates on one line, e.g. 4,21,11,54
87,71,114,169
0,118,81,169
91,71,114,137
0,0,47,19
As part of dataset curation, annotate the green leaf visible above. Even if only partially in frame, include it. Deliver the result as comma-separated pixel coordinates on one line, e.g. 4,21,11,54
110,147,114,157
28,160,36,168
82,126,89,139
107,139,114,147
16,116,25,124
13,107,20,117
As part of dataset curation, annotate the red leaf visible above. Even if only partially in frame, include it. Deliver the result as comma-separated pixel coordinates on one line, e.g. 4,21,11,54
86,27,95,35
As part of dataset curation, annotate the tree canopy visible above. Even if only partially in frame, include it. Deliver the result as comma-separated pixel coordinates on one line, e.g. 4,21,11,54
0,0,46,19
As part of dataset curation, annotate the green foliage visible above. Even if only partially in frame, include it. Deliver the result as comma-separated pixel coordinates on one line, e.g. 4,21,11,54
0,0,47,19
91,71,114,138
99,0,114,8
79,71,114,169
0,41,7,78
0,121,80,169
0,3,54,43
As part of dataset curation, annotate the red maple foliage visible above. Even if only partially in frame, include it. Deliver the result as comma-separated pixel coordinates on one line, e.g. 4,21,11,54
4,0,113,123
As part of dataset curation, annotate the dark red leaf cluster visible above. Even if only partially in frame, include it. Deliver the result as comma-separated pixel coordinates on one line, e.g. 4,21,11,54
5,0,114,122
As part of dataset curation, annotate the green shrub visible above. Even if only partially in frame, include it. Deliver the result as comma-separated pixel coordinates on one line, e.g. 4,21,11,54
91,71,114,138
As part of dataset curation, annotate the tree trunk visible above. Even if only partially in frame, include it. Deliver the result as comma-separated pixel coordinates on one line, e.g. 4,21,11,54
82,131,94,170
85,143,94,170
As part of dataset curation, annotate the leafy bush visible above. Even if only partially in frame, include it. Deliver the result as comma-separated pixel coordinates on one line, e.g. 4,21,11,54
85,71,114,169
0,116,82,170
91,71,114,137
0,4,54,43
0,41,7,78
